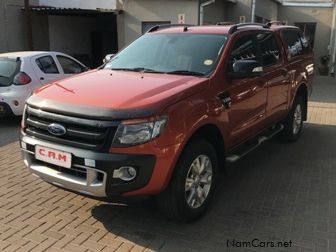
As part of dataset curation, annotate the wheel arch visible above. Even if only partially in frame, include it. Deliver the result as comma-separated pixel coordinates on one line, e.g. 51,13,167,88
295,83,308,121
179,123,226,171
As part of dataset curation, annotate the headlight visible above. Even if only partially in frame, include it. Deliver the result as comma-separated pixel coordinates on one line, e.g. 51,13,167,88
112,117,167,146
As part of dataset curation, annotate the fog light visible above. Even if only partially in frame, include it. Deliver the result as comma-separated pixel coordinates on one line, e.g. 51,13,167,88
113,166,137,181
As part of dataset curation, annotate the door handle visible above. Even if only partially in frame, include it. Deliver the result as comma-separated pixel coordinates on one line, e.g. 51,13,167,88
40,77,45,81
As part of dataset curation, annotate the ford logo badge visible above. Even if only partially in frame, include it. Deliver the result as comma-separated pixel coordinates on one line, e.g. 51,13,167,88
47,123,67,136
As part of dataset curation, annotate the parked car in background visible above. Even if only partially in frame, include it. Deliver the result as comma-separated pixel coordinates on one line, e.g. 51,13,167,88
0,51,88,117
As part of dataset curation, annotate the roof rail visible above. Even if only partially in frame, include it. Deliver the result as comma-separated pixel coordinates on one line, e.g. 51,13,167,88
216,22,235,26
228,22,269,34
147,24,195,33
266,21,286,27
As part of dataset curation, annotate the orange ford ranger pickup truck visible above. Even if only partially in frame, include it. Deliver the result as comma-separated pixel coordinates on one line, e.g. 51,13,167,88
21,23,314,221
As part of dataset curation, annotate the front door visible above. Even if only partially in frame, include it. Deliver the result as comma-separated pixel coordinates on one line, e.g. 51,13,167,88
224,33,268,146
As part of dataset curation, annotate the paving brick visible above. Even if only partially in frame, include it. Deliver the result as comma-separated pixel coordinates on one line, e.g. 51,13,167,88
64,243,88,252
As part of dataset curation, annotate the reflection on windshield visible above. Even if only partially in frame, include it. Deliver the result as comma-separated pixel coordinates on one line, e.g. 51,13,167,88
104,33,227,76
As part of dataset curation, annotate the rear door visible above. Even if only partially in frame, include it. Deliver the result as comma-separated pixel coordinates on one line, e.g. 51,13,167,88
31,54,62,85
224,33,268,146
281,29,314,107
55,55,87,78
255,32,291,125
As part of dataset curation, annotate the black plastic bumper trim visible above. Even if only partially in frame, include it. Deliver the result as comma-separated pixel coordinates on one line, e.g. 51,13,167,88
0,102,14,117
21,135,156,197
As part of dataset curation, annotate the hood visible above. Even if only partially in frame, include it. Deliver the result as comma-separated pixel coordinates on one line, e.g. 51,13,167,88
27,69,208,120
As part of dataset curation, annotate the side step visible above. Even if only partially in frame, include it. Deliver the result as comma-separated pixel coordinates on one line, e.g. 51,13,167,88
226,124,284,163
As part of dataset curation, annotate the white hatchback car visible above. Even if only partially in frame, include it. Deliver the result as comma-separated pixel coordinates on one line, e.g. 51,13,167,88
0,51,88,116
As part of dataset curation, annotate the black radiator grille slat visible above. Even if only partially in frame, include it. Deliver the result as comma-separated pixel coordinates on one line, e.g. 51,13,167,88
25,106,119,151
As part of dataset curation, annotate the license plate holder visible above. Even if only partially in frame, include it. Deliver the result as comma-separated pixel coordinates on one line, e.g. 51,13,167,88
35,145,72,169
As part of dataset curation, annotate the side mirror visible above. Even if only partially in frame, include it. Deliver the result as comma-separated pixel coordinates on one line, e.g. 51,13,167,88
228,60,263,78
103,54,115,64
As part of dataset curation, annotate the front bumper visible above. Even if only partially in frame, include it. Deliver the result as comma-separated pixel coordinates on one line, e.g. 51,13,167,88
21,134,156,198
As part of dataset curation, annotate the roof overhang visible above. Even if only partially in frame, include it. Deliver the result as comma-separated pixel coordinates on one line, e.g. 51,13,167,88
30,0,118,10
25,6,121,16
275,0,335,7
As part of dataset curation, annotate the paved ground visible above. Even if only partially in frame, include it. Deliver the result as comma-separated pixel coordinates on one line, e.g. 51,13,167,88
0,76,336,252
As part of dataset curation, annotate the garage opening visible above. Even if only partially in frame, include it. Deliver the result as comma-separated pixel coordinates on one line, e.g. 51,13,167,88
29,7,119,68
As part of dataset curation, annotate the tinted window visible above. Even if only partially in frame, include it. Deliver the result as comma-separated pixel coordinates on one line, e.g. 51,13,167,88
298,33,311,54
256,33,281,66
228,34,257,72
105,34,227,76
36,56,59,74
57,56,84,74
0,58,20,86
282,30,304,57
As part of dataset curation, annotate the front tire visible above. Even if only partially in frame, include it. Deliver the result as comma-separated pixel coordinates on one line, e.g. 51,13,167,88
281,96,304,141
157,139,218,221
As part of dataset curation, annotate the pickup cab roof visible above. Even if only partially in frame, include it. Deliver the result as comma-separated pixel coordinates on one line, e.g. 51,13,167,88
148,23,301,36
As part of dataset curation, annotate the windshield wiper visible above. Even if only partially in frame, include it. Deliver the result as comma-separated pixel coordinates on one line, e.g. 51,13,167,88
166,70,205,76
111,67,163,73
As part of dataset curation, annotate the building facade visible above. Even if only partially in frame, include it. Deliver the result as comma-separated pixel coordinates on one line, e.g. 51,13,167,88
0,0,335,73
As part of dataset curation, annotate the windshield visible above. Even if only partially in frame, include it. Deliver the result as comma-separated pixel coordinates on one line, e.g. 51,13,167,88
0,58,20,87
104,33,227,76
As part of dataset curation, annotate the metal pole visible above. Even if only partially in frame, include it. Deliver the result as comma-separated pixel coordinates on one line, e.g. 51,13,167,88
24,0,33,50
251,0,256,22
330,3,336,76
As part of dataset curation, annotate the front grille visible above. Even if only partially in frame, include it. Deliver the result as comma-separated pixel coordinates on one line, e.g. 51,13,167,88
25,105,119,151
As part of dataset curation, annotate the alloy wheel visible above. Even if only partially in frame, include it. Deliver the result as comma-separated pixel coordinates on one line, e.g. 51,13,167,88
185,155,213,209
293,104,302,135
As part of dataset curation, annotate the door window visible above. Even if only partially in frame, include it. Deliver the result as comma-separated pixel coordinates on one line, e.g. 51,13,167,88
256,33,281,67
298,32,311,54
294,22,316,49
36,56,59,74
57,56,85,74
227,34,258,72
282,30,304,57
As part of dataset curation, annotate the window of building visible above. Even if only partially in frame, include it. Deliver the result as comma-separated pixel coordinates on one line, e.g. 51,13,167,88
36,56,59,74
57,56,84,74
282,30,304,57
256,32,281,66
142,21,171,34
227,34,258,72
